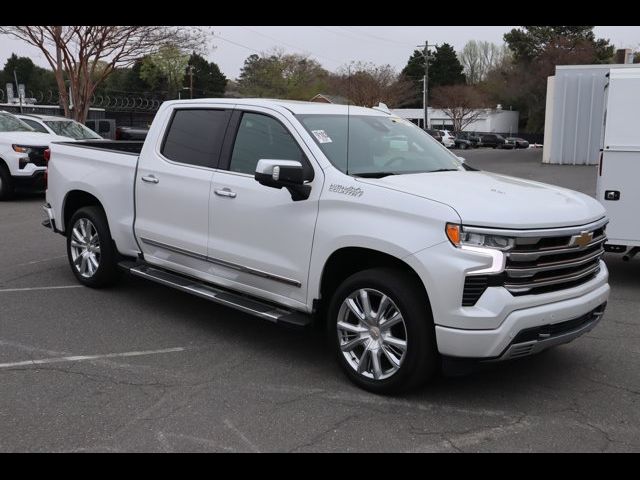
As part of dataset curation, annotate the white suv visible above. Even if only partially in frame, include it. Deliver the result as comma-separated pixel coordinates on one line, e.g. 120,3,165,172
438,129,455,148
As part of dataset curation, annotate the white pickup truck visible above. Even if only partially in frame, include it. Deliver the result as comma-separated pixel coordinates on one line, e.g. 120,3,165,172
44,99,610,393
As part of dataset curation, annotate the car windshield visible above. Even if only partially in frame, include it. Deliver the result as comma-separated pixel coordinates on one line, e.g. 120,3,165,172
44,120,101,139
0,112,35,132
297,114,462,177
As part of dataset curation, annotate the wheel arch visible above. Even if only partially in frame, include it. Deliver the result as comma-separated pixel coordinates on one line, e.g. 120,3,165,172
317,247,431,317
62,190,105,233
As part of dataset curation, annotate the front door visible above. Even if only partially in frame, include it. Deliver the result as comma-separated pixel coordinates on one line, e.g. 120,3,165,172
207,108,322,308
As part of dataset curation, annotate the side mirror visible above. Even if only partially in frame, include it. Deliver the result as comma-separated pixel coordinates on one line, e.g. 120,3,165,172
255,159,311,201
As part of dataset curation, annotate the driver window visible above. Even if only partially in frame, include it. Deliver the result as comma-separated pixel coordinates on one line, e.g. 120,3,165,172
230,112,306,176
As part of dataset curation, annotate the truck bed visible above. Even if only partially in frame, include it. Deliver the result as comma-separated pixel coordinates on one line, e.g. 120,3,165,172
47,140,141,257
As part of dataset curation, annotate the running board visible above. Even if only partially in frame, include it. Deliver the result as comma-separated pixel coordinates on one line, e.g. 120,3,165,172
120,261,312,327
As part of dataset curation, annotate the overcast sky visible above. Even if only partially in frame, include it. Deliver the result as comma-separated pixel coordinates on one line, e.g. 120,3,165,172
1,26,638,80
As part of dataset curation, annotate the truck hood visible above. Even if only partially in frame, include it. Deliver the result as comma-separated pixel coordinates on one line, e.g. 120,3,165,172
361,171,606,229
0,131,69,145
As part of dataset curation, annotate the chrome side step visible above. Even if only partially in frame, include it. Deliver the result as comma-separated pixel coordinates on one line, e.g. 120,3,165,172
120,261,312,327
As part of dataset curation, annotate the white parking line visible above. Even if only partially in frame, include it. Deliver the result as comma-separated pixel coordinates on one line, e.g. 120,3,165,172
14,255,66,267
0,347,186,369
0,285,83,293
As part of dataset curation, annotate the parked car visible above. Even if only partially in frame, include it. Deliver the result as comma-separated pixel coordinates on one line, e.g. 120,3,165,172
479,133,507,148
453,137,474,150
425,129,443,143
505,137,530,149
116,125,149,140
437,129,455,148
85,119,116,139
16,114,102,141
457,132,481,147
0,110,69,199
44,99,610,393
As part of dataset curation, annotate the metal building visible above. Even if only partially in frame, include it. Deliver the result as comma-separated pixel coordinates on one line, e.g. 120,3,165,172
543,63,640,165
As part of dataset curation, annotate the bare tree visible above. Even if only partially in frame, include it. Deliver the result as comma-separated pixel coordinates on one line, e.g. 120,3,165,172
431,84,490,133
0,26,207,122
329,62,416,108
458,40,510,84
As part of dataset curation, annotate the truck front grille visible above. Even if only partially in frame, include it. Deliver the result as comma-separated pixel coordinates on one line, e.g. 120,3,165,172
461,222,606,306
504,226,605,295
28,147,48,167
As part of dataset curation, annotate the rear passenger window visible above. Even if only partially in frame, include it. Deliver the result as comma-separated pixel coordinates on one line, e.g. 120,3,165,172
229,113,306,175
162,109,231,168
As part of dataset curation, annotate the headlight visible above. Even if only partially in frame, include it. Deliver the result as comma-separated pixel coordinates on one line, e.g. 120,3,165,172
446,223,510,274
446,223,514,250
12,144,33,154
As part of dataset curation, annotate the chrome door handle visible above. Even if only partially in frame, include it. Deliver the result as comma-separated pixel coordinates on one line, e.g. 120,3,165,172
141,175,159,184
214,188,237,198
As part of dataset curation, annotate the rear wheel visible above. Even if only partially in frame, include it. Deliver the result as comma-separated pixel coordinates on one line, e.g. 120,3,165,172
0,164,14,200
67,206,121,288
328,268,437,394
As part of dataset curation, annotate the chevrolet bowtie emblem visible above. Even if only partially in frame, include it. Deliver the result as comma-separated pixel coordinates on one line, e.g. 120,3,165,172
571,231,593,248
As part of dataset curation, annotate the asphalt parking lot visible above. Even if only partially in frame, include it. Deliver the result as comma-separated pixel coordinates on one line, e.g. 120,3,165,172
1,148,638,452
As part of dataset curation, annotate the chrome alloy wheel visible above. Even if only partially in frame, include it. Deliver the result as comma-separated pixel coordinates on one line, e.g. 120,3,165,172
70,218,101,278
337,288,408,381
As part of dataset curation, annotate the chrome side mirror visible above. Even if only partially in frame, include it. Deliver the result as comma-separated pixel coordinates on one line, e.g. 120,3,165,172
255,159,311,201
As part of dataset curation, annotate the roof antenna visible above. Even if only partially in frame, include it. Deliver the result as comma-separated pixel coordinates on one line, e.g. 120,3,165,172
346,64,351,176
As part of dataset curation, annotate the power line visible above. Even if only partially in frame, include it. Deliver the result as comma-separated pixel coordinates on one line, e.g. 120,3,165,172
213,33,261,54
338,26,416,48
238,26,342,66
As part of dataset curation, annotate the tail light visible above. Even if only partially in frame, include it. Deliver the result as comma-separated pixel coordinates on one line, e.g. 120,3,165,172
44,148,51,189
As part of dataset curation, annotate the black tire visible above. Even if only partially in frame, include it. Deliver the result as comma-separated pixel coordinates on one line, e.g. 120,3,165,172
328,268,437,394
0,163,15,201
66,206,121,288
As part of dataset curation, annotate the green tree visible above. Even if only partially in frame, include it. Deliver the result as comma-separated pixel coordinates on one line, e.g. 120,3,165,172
400,44,466,107
141,44,190,99
238,51,328,100
186,52,226,98
400,49,431,107
429,43,466,89
0,54,58,100
504,26,614,64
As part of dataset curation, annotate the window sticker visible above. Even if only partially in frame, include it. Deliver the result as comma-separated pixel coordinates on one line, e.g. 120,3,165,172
311,129,333,143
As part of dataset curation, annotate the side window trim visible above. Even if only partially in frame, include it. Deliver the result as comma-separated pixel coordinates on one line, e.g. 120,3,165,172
159,107,233,170
219,110,315,181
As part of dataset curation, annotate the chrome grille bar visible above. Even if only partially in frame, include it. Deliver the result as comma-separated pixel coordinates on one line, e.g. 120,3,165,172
506,248,604,278
504,263,601,293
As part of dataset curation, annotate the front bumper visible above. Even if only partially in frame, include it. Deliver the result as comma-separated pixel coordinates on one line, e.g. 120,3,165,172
12,169,45,189
434,281,609,359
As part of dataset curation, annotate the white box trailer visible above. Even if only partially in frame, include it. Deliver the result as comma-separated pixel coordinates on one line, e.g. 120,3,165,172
597,68,640,259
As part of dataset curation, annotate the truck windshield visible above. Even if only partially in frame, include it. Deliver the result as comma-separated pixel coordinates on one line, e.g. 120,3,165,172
0,112,35,132
44,120,101,140
297,114,462,177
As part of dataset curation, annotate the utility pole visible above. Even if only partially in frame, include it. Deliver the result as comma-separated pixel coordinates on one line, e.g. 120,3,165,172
13,69,22,113
187,65,194,99
416,40,437,130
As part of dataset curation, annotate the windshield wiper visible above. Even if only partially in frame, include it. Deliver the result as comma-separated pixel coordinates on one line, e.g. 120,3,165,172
352,172,396,178
426,168,458,173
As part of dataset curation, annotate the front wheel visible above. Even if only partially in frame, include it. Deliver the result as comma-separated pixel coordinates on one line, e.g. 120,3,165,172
66,206,121,288
328,268,437,394
0,164,14,201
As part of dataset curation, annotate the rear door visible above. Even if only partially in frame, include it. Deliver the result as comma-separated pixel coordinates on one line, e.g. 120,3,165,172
135,106,233,273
